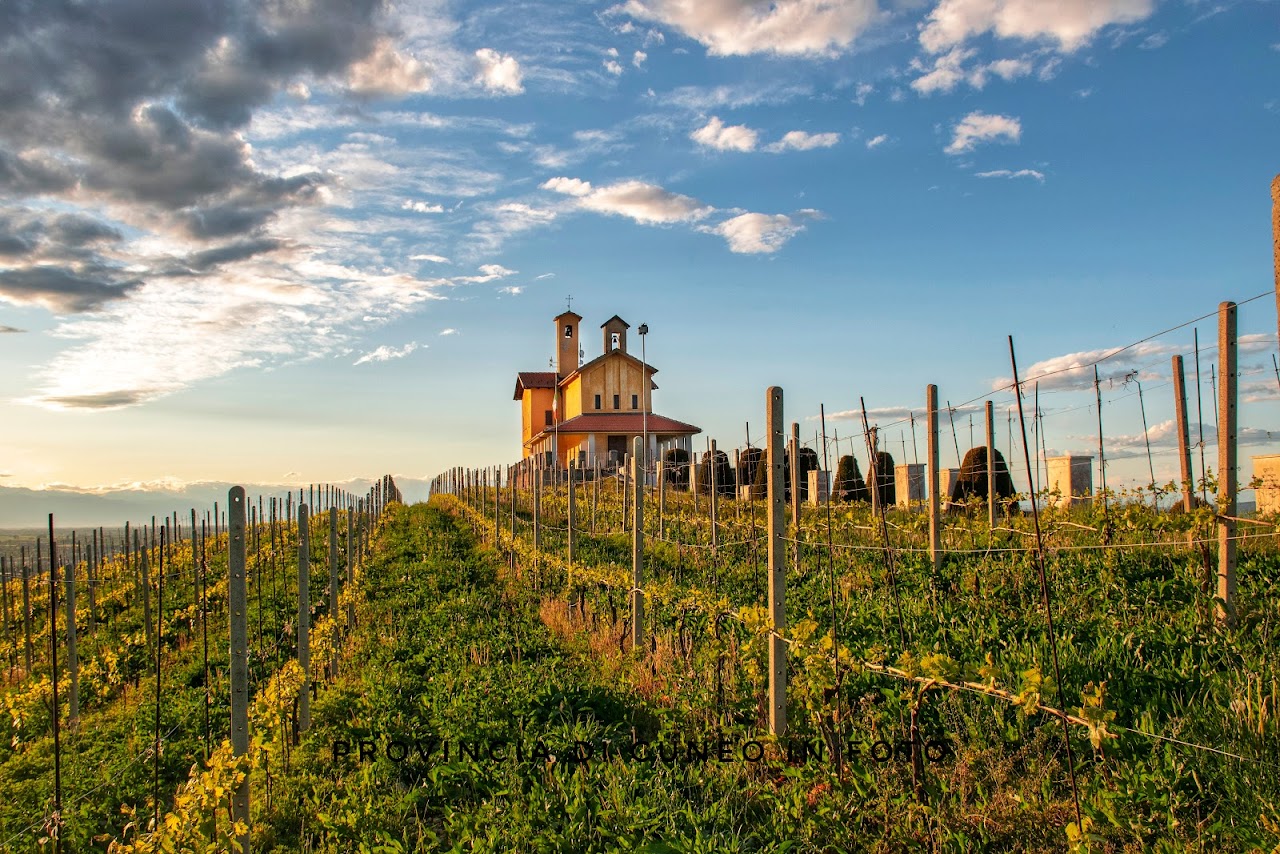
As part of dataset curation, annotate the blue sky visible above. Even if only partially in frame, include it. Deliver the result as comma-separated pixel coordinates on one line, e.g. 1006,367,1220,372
0,0,1277,500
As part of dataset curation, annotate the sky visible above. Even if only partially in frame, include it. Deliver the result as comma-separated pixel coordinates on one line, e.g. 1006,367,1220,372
0,0,1277,517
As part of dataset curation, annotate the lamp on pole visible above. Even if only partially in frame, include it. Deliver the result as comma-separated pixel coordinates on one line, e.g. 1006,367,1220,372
638,323,649,485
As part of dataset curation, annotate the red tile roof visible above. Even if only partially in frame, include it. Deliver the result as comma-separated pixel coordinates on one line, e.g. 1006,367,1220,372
513,371,557,400
537,412,700,436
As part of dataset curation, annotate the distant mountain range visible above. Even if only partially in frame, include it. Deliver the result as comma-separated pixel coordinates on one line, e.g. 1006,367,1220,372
0,476,433,529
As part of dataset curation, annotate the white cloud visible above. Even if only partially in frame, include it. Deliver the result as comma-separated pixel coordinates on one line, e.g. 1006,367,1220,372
542,175,808,254
690,116,759,151
1139,30,1168,50
581,180,713,223
988,57,1033,79
499,285,524,294
659,81,812,110
708,212,803,253
540,176,593,196
472,264,516,281
866,134,889,149
474,48,524,94
402,200,445,213
976,168,1044,181
911,46,978,94
945,111,1021,154
618,0,880,56
853,82,874,106
919,0,1155,54
990,341,1176,393
410,254,451,263
633,50,648,67
911,49,1032,94
604,59,625,75
544,176,712,224
439,328,458,336
347,38,432,96
354,342,420,365
765,130,840,152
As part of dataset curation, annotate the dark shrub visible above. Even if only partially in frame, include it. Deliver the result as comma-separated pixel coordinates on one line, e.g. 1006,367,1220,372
663,448,690,490
696,449,734,496
835,455,869,502
867,450,895,507
950,447,1016,507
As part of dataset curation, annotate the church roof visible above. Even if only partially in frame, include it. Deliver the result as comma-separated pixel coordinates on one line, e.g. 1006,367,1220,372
534,412,700,437
563,349,657,384
600,315,629,328
512,371,557,399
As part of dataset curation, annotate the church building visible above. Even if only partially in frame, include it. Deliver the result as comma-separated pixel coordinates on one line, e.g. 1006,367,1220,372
513,309,700,469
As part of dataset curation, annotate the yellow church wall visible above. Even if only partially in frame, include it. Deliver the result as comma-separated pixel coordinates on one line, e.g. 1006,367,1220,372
563,375,583,419
521,387,554,453
577,356,651,413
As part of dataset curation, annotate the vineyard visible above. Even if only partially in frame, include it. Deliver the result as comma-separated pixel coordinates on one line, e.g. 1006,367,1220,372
1,292,1279,851
0,456,1276,851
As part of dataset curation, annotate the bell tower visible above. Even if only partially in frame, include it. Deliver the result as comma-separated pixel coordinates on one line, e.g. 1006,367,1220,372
601,315,629,355
554,309,582,378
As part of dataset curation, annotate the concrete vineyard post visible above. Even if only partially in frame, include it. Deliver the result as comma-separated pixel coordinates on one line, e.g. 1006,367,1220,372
88,530,97,635
927,385,941,576
710,439,719,554
623,453,630,525
141,531,152,648
65,561,78,727
567,460,576,570
789,424,800,576
631,436,645,652
986,400,996,530
2,559,9,668
658,458,666,538
868,426,880,517
298,504,312,733
21,558,31,674
228,487,250,851
329,507,339,678
1272,175,1279,350
1217,301,1238,626
789,424,800,525
1173,355,1195,512
766,387,787,736
47,516,62,848
533,468,542,580
346,507,355,629
689,454,697,510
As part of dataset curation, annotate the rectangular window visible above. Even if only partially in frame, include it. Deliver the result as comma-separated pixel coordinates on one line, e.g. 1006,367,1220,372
545,409,553,426
613,394,620,410
631,394,638,410
594,394,601,410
